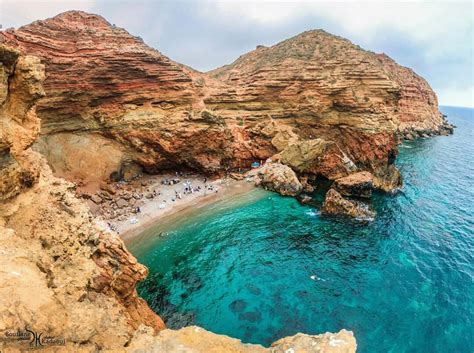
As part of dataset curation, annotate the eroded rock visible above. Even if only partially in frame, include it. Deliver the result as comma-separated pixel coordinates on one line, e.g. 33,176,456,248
255,163,302,196
128,326,357,353
322,189,375,220
333,171,374,198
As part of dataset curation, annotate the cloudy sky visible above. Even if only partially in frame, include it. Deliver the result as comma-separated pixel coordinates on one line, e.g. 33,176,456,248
2,0,473,107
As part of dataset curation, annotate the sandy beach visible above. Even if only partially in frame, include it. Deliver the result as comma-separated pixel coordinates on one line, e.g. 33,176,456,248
88,173,257,241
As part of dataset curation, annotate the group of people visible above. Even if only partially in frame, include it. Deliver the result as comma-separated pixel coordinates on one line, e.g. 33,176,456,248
161,178,180,186
108,175,221,229
183,181,202,195
107,222,118,233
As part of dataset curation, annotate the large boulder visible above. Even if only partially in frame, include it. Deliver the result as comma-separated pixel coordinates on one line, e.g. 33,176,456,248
333,171,374,198
322,189,375,220
255,163,302,196
274,139,355,181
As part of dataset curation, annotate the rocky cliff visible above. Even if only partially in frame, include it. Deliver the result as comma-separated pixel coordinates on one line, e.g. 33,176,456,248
0,11,451,193
0,44,356,352
0,44,165,350
0,9,450,351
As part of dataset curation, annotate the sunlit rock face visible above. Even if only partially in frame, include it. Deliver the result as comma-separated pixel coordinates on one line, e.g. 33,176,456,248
1,11,445,191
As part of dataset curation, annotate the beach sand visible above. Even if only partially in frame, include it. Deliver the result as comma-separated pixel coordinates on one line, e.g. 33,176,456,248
90,174,257,241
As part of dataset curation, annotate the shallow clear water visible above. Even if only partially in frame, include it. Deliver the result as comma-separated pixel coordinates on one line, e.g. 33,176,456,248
130,106,474,353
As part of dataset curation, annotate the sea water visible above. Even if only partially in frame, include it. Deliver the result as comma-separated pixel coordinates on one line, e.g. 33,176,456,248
130,106,473,353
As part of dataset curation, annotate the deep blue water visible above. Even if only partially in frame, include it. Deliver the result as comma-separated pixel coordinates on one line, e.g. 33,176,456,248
130,106,474,353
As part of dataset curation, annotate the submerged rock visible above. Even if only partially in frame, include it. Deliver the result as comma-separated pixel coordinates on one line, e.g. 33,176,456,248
333,171,374,199
255,163,303,196
229,299,248,313
322,189,375,220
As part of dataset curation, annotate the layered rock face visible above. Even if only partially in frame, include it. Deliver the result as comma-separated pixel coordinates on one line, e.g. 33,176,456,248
0,11,230,184
207,30,448,189
0,11,448,192
0,45,356,352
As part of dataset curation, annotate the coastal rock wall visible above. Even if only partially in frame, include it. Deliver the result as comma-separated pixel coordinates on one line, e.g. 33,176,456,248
0,45,356,352
0,11,235,180
208,30,444,135
0,11,448,191
0,44,165,351
0,46,44,200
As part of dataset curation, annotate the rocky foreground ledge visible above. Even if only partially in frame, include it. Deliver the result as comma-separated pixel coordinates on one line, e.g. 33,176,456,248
0,44,357,352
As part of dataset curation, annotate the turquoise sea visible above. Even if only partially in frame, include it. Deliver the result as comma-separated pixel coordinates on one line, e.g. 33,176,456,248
130,106,474,353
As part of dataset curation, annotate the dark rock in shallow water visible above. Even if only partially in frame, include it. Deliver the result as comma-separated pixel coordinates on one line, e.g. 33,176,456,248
295,290,309,298
165,311,196,329
229,299,248,313
246,284,262,295
239,311,262,322
184,273,203,290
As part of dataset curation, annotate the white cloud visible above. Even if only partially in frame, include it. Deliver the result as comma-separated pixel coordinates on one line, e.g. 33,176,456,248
438,86,474,108
1,0,96,29
204,0,472,44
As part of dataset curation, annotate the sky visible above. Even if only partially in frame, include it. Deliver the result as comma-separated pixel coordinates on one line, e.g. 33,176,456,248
1,0,473,108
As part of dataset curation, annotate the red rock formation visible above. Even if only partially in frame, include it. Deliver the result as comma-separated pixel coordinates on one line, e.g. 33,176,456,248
333,171,374,199
0,41,356,353
322,188,375,220
254,162,303,196
0,11,448,192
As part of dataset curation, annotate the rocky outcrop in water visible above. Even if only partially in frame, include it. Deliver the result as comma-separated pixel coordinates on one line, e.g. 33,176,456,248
333,171,374,198
0,44,356,352
322,172,377,219
322,188,375,220
0,11,449,195
255,162,303,196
